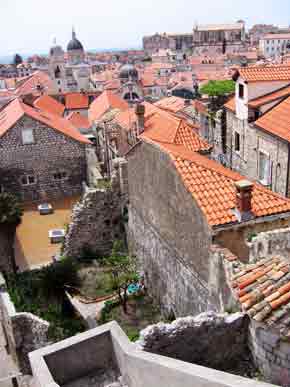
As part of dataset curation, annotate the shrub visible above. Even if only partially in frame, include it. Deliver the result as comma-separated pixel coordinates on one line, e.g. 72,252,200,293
39,257,79,299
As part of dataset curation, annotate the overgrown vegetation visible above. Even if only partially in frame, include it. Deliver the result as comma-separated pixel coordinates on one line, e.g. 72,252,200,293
0,192,23,226
200,80,235,112
104,241,139,314
100,294,162,341
7,257,84,342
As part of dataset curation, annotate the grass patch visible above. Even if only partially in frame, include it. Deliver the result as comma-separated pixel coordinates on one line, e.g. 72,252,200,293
78,264,116,298
99,294,162,341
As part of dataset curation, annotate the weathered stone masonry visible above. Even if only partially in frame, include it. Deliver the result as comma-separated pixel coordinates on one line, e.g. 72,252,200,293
127,141,233,317
64,162,127,258
0,116,87,201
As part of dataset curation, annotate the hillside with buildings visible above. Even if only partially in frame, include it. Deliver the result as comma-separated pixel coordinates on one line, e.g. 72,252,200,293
1,13,290,387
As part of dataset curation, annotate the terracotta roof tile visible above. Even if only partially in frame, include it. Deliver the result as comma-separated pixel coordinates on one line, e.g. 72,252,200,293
255,96,290,143
155,96,194,114
238,65,290,83
0,98,90,144
230,256,290,334
65,93,89,110
67,112,91,130
224,97,236,113
141,111,211,154
33,95,65,116
142,140,290,227
89,90,128,122
248,84,290,108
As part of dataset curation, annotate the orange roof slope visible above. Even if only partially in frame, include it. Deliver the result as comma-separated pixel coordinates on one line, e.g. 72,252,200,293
65,93,89,110
15,71,53,96
0,99,90,144
155,96,194,114
67,112,91,130
231,255,290,335
33,95,65,116
224,97,236,113
141,111,211,153
146,141,290,227
255,96,290,143
248,84,290,108
89,90,128,122
237,66,290,83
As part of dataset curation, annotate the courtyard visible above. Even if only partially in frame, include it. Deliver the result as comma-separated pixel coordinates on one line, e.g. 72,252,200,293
14,195,80,272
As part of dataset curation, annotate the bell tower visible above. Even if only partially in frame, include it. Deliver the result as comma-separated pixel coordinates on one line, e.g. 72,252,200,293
49,37,66,94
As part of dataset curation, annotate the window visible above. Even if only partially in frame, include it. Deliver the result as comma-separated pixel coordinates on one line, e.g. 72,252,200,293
259,151,271,185
238,83,244,99
234,132,240,152
53,171,67,180
22,128,34,144
21,175,35,186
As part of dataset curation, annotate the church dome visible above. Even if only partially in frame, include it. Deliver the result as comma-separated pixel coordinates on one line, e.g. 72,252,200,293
119,64,138,80
67,29,84,51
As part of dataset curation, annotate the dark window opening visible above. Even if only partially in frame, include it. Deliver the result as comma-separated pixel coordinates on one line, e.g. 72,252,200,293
239,84,244,99
234,132,240,152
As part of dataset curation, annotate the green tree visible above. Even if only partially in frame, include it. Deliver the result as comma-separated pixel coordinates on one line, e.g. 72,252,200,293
106,241,139,314
200,79,235,112
13,54,23,67
0,192,23,273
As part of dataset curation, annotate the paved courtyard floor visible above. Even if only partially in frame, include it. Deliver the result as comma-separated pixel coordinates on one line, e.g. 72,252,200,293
14,195,80,272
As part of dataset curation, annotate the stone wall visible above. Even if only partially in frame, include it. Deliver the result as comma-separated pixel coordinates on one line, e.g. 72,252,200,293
0,273,49,374
138,312,250,372
63,164,125,259
225,109,289,197
247,227,290,262
0,115,87,201
249,320,290,386
214,216,290,262
127,141,219,317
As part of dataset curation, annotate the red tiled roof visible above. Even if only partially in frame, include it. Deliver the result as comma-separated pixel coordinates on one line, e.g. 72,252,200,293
0,98,90,144
248,84,290,108
255,96,290,143
141,111,210,154
144,141,290,227
65,93,89,110
237,65,290,83
224,97,236,113
15,71,53,96
155,96,194,114
33,95,65,116
89,90,128,122
230,255,290,336
67,112,91,130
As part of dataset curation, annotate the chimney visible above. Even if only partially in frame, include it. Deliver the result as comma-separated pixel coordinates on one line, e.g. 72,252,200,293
184,99,191,107
135,103,145,135
234,180,254,222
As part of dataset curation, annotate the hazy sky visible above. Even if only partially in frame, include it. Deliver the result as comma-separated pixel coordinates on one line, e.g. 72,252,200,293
1,0,290,55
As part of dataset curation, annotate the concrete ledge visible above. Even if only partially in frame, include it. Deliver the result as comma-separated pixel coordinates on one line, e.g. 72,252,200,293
29,321,278,387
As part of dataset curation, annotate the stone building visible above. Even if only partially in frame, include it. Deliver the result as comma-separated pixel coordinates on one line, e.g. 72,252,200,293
49,29,92,94
192,22,246,56
223,66,290,197
259,33,290,58
143,33,193,55
0,98,90,201
127,128,290,317
249,24,279,47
